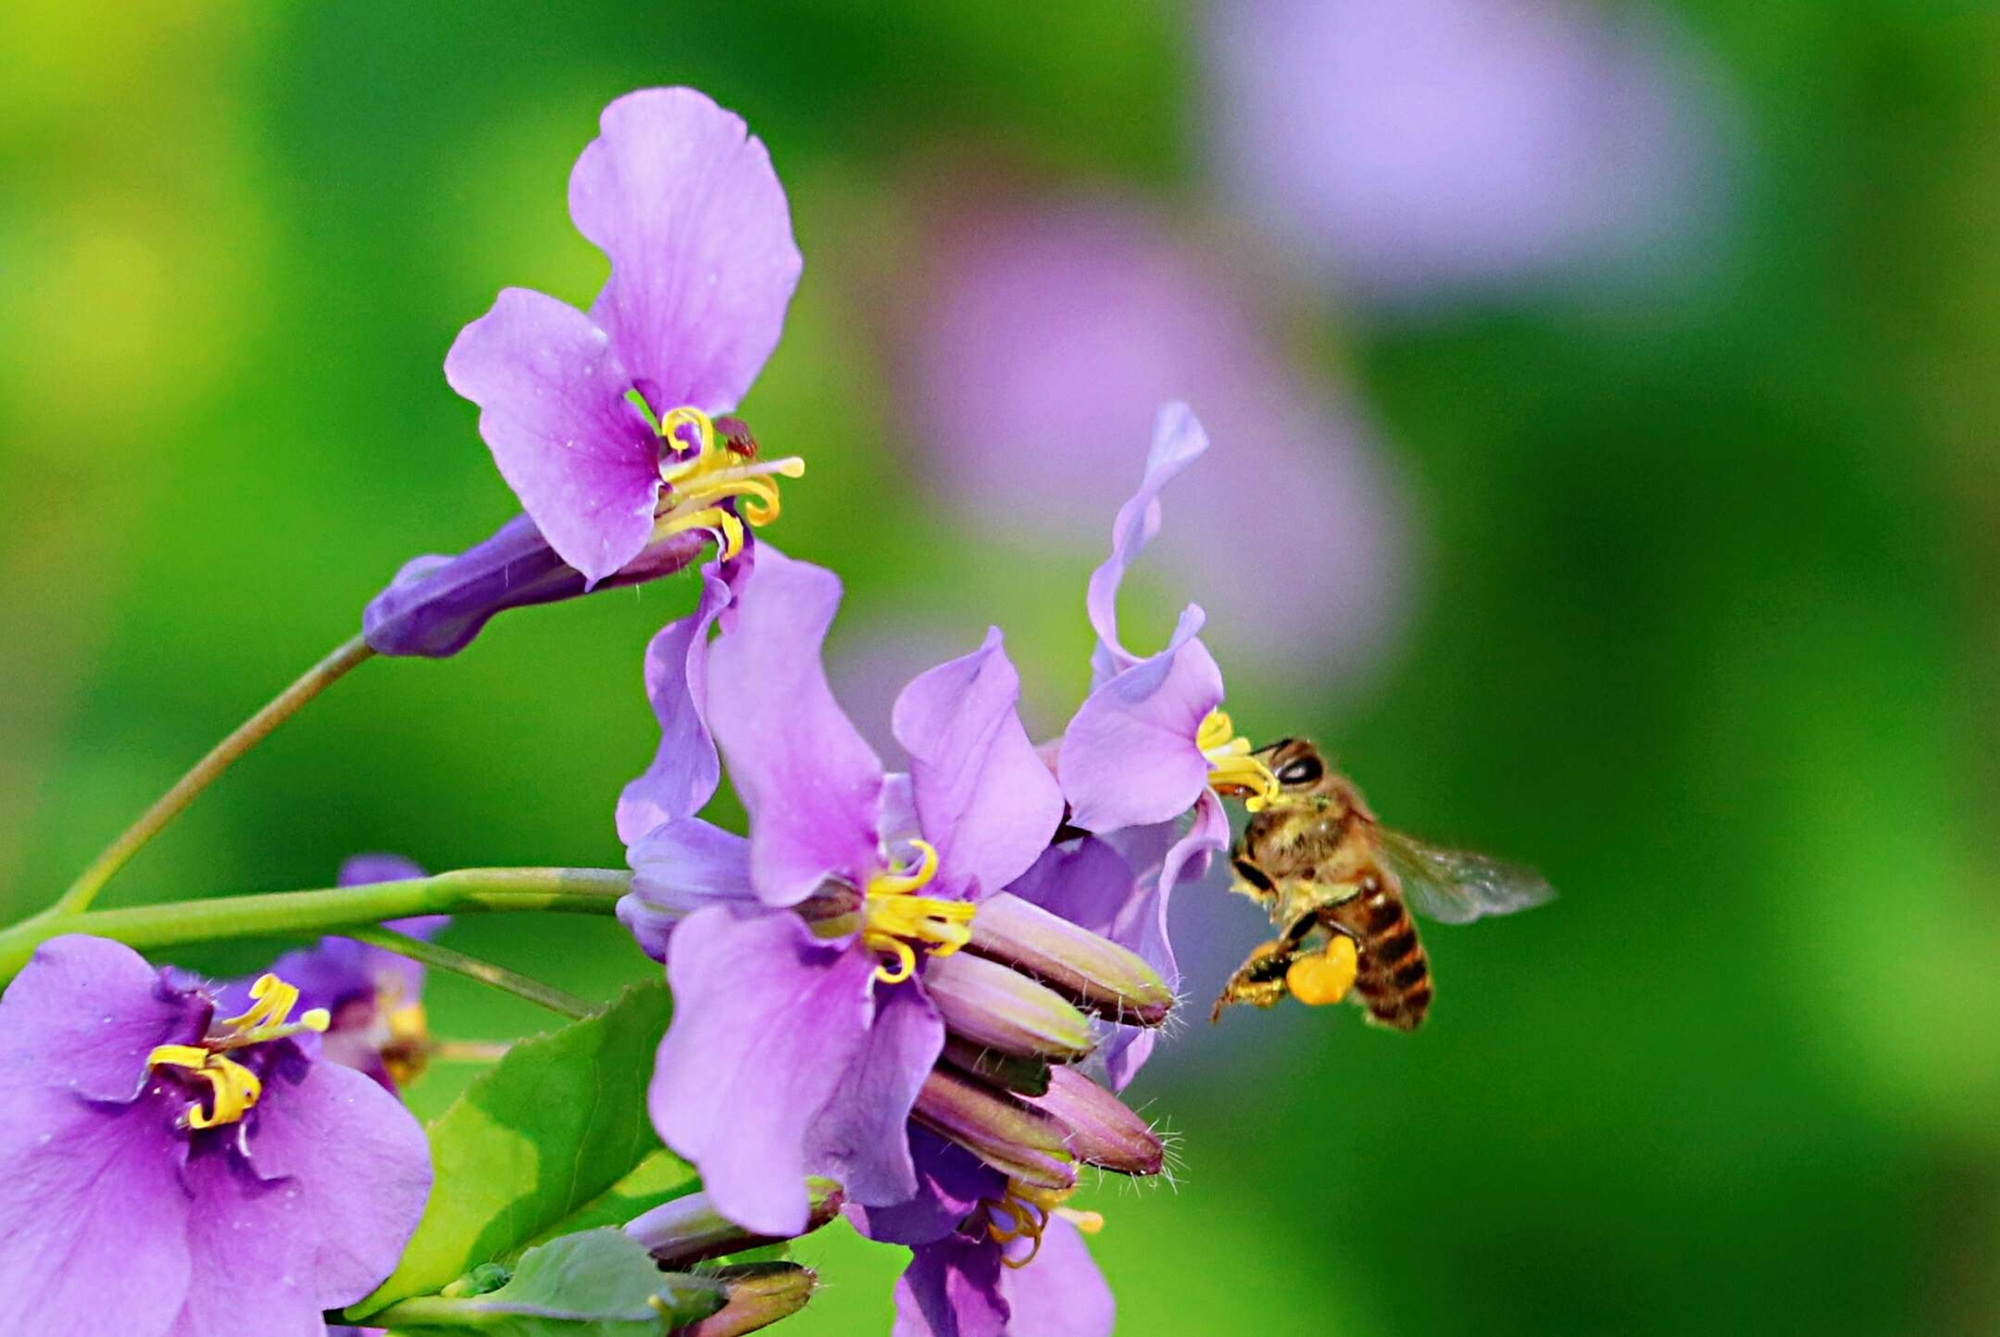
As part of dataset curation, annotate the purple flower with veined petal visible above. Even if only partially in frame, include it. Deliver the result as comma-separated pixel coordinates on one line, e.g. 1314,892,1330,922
365,86,804,657
619,547,1065,1236
0,935,430,1336
209,854,446,1092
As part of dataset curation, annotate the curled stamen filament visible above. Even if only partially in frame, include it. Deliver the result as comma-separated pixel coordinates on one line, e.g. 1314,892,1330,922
862,840,975,985
987,1181,1092,1269
214,973,330,1048
651,405,804,560
1198,709,1281,811
147,1044,263,1129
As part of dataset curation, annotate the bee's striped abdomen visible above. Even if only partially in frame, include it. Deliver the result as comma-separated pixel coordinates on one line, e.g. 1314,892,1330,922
1329,871,1432,1031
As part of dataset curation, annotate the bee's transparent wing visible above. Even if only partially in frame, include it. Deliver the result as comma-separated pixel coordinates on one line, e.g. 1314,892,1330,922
1377,830,1555,925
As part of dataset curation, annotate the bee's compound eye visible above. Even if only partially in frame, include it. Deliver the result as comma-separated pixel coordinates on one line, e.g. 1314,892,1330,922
1277,755,1323,788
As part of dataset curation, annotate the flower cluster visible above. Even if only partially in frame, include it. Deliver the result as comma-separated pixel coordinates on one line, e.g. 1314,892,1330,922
0,86,1302,1337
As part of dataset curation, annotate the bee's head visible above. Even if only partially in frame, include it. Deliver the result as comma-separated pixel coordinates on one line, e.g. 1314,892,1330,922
1253,738,1330,796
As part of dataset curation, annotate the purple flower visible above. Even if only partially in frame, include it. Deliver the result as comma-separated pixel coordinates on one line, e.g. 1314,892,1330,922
365,87,804,657
212,854,445,1092
895,193,1406,688
1205,0,1732,311
0,935,431,1336
622,548,1066,1235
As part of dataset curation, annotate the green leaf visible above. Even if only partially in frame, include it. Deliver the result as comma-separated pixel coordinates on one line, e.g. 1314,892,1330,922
372,1229,726,1336
525,1149,702,1249
353,983,675,1315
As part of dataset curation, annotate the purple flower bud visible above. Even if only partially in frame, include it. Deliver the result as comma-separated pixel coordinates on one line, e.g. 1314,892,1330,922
940,1036,1051,1098
1030,1065,1164,1177
964,891,1174,1026
912,1065,1076,1194
624,1180,843,1266
673,1263,818,1337
923,951,1092,1062
363,514,708,658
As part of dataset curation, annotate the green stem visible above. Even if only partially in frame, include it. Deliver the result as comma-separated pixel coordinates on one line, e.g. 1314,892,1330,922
349,925,593,1021
0,867,630,984
54,634,377,916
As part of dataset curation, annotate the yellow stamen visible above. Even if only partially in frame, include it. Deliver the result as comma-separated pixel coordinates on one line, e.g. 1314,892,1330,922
145,971,328,1129
648,404,804,560
861,840,976,985
986,1181,1100,1268
1198,709,1280,811
1286,935,1358,1007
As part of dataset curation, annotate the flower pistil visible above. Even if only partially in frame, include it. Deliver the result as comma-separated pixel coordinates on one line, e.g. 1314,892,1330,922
650,405,805,561
1198,709,1280,809
862,840,976,984
146,972,330,1129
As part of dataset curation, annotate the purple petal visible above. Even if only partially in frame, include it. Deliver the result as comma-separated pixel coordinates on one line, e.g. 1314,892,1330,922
0,935,205,1102
805,980,943,1207
650,904,876,1235
172,1061,430,1335
0,1085,191,1335
849,1128,1003,1248
621,818,757,960
893,629,1064,898
443,287,661,584
1085,402,1210,681
1057,623,1224,832
707,548,885,906
894,1235,1009,1337
617,562,736,844
571,88,802,412
998,1215,1114,1337
337,854,426,889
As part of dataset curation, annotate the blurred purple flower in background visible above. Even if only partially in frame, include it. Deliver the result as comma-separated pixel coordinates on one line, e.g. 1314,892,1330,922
894,194,1407,690
1205,0,1732,311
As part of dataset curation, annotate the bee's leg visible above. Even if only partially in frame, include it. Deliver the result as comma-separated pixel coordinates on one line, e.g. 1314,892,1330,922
1210,936,1306,1021
1226,852,1280,910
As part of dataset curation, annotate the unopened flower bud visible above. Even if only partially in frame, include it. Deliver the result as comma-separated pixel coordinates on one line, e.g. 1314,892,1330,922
941,1036,1052,1097
963,892,1174,1026
625,1180,844,1266
1031,1065,1164,1176
924,952,1093,1061
671,1262,818,1337
913,1065,1077,1193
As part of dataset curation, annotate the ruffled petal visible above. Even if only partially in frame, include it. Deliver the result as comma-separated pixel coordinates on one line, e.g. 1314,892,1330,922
620,818,756,960
650,904,876,1235
571,88,803,412
0,935,205,1102
805,980,943,1207
998,1215,1114,1337
1057,619,1224,832
893,629,1064,898
168,1061,431,1336
706,548,885,905
848,1128,1003,1248
893,1234,1009,1337
617,562,736,844
0,1084,190,1337
443,287,660,583
1085,401,1210,682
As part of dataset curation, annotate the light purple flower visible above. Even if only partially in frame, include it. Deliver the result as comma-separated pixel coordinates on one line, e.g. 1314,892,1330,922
0,935,431,1337
624,548,1065,1236
892,1192,1113,1337
366,86,804,656
896,194,1405,688
1205,0,1732,311
212,854,445,1092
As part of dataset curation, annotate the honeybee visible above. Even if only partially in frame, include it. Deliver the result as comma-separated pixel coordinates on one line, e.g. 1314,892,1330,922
1212,739,1553,1030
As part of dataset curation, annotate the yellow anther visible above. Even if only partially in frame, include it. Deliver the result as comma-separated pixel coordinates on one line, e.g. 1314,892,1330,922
1286,935,1358,1007
1056,1207,1106,1235
1198,709,1281,811
986,1181,1098,1269
649,404,804,560
214,973,330,1049
147,1044,264,1129
861,840,976,984
382,998,432,1089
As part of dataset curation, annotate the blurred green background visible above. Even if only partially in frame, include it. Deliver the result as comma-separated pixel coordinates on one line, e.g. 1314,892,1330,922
5,3,1999,1333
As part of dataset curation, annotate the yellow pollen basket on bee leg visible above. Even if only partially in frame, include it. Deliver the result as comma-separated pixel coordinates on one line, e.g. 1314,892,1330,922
861,839,976,985
1286,935,1359,1007
650,405,805,561
1199,709,1281,810
145,972,330,1129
